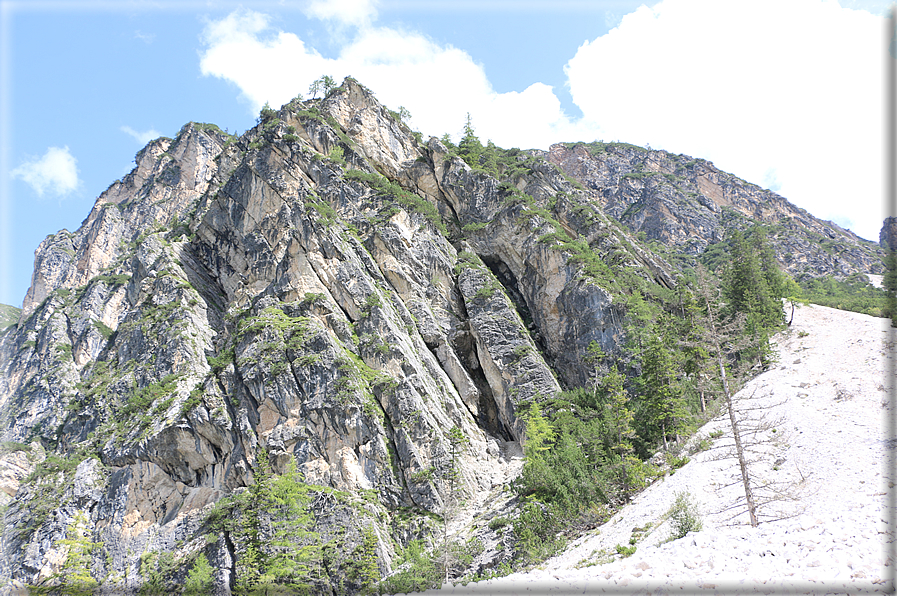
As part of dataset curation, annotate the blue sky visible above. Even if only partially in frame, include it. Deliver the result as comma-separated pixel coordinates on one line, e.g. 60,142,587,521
1,0,893,307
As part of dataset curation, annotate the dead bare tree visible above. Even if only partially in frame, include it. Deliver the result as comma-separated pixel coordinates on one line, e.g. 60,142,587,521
691,266,807,527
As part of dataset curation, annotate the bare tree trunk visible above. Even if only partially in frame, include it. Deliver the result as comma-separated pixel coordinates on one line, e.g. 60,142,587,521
717,352,759,527
702,274,759,527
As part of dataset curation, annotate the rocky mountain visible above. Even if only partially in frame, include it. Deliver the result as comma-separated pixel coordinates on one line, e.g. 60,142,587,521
548,142,884,279
0,78,885,594
880,216,897,252
0,307,18,333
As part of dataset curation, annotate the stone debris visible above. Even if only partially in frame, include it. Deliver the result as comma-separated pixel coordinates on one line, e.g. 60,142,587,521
427,304,895,594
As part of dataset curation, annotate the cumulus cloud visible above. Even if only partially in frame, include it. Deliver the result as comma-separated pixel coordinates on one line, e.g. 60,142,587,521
565,0,883,240
120,126,162,145
11,146,80,198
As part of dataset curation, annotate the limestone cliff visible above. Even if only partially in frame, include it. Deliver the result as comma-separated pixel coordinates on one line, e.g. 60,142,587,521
0,78,883,594
0,79,673,594
548,142,885,279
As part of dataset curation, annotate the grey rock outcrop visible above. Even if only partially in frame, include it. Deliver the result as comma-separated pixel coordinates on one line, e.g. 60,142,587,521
879,216,897,251
549,142,885,279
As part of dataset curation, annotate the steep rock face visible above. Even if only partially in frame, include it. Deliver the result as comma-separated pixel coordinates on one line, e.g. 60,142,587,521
548,143,885,279
21,125,228,317
880,216,897,251
7,76,873,593
6,79,663,593
0,79,764,593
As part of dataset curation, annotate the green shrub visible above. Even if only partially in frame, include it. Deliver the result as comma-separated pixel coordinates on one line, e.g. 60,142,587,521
488,516,510,531
615,544,636,557
208,348,235,373
92,320,114,340
344,169,446,234
461,222,488,234
667,454,690,469
378,540,441,594
690,438,712,453
183,553,214,595
122,374,180,417
328,145,345,164
667,491,702,540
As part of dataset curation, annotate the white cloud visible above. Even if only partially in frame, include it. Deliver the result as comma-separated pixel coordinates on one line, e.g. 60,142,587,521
134,30,155,44
11,146,80,198
304,0,378,27
120,125,162,145
565,0,884,241
200,2,886,242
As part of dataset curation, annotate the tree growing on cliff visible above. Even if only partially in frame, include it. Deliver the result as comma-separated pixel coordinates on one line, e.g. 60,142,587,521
436,425,472,580
38,511,102,596
235,451,323,594
183,554,214,596
600,365,641,500
457,113,483,168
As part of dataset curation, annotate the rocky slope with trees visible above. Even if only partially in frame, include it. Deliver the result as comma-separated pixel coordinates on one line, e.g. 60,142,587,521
548,142,885,280
0,77,887,594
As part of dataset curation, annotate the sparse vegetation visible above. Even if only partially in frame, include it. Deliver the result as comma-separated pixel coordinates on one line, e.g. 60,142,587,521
667,491,703,540
0,303,21,331
344,169,446,234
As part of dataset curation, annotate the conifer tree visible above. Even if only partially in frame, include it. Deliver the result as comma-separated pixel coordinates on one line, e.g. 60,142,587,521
457,113,483,168
236,451,322,595
522,402,554,457
263,458,321,593
884,250,897,326
308,78,322,100
53,511,101,596
638,323,688,451
601,365,639,499
183,554,214,596
690,265,807,527
722,229,785,366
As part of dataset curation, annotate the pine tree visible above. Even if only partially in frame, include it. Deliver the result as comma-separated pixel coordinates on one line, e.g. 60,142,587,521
884,250,897,325
722,229,785,366
263,458,321,593
53,511,101,596
457,113,483,168
601,365,639,499
236,451,271,593
522,402,554,457
308,79,322,100
692,265,759,526
235,451,322,595
638,322,688,451
183,554,214,596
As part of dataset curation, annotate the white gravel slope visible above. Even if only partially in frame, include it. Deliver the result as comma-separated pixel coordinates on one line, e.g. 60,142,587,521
429,304,896,595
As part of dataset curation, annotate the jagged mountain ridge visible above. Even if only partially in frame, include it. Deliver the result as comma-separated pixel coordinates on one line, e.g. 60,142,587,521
548,142,884,278
0,77,882,593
